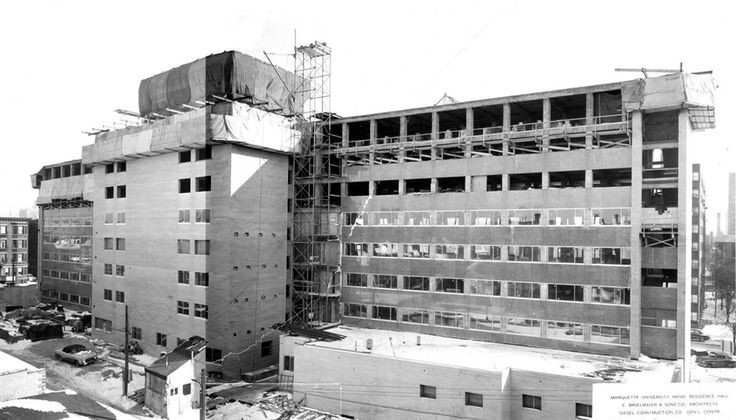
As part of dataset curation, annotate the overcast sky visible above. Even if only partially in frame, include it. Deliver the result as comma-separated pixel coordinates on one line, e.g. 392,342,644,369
1,0,733,232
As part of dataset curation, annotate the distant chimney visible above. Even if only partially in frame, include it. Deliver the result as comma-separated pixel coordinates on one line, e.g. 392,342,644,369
717,212,722,235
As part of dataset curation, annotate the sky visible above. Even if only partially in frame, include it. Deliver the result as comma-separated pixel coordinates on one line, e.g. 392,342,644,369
1,0,734,232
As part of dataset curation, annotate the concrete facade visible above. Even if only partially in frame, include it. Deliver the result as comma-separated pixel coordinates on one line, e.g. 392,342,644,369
0,218,34,284
0,350,46,402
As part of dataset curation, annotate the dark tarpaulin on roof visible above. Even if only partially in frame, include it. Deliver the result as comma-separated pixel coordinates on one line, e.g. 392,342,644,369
138,51,303,117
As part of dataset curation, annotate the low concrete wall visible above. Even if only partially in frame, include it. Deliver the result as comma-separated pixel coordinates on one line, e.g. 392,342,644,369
0,351,45,401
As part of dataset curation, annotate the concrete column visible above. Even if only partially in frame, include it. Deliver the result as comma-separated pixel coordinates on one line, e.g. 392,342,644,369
399,116,407,141
465,107,474,135
430,178,437,193
368,180,376,196
629,110,643,360
500,280,508,296
585,92,594,149
431,112,439,160
676,109,692,380
585,169,593,189
465,176,471,193
398,179,405,195
369,119,377,145
342,122,349,148
584,247,593,265
542,98,551,152
540,246,548,263
583,285,591,303
501,174,509,192
542,172,549,189
502,103,511,155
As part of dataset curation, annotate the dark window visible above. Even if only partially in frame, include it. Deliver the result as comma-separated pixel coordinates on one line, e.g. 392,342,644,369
371,306,397,321
195,240,210,255
486,175,502,191
196,145,212,160
132,327,142,340
117,161,126,172
116,238,125,250
177,300,189,315
206,347,222,363
437,176,465,193
105,186,114,199
105,163,115,173
575,403,592,419
115,291,125,303
405,178,431,193
593,168,632,187
283,355,294,371
375,180,399,195
465,392,483,407
179,150,191,163
435,278,464,293
194,304,208,319
548,284,584,302
196,176,211,192
261,340,272,357
179,178,191,193
509,173,542,190
103,289,112,300
178,270,189,284
347,182,369,196
403,276,429,291
549,170,586,188
177,239,190,254
156,333,167,347
522,394,542,410
117,185,126,198
182,383,191,395
194,272,209,286
420,385,436,399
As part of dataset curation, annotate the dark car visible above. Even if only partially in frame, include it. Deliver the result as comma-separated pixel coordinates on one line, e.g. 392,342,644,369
691,329,710,342
54,344,97,366
696,352,736,368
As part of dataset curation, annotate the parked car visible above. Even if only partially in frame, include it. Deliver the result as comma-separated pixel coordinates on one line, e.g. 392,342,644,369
54,344,97,366
691,329,710,342
696,352,736,368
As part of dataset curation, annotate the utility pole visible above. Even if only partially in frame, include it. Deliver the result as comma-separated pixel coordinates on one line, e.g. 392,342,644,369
200,368,206,420
123,304,129,397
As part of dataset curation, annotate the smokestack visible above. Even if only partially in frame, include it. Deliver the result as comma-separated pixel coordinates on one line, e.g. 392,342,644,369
717,212,722,235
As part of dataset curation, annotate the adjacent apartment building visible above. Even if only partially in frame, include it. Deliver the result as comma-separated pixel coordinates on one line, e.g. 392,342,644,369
31,160,94,312
0,217,38,310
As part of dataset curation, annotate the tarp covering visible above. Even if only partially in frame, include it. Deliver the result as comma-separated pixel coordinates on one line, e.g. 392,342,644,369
138,51,304,117
622,72,716,113
36,174,93,204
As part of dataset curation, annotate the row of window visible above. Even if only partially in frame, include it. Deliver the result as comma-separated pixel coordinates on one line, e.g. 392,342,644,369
179,146,212,163
103,288,126,303
104,161,127,173
343,303,631,346
178,209,211,224
41,269,91,283
177,270,209,286
42,253,91,265
344,273,631,304
0,239,28,249
346,243,631,265
0,225,28,235
105,185,127,199
43,216,93,229
1,252,27,263
103,237,126,250
40,289,91,306
179,176,211,193
345,208,631,227
42,236,92,246
177,240,210,255
176,301,209,318
104,212,126,224
0,266,27,276
103,263,125,276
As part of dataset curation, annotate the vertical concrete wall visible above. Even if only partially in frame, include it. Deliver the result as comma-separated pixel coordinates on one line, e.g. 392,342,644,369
629,111,643,359
508,370,597,420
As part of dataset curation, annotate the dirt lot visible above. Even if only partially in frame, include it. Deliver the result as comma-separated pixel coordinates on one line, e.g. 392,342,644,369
0,331,152,417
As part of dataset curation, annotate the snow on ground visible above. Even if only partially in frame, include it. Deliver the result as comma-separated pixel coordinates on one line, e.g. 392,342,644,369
702,324,734,341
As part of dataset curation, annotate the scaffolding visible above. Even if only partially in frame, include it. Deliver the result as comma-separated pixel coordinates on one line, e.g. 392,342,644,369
291,42,342,325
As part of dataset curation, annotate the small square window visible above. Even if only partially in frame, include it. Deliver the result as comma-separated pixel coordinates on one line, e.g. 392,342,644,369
103,289,112,301
196,146,212,161
105,163,115,173
261,340,272,357
156,332,167,347
132,327,142,340
117,212,126,224
105,213,114,224
179,150,191,163
195,240,210,255
177,240,190,254
115,291,125,303
196,176,211,192
182,383,191,395
115,265,125,276
179,179,191,194
105,186,114,199
104,263,113,275
177,300,190,315
178,270,190,284
179,209,191,223
117,161,126,172
194,272,209,286
575,403,592,419
522,394,542,410
116,238,125,250
465,392,483,407
194,304,208,319
420,385,436,399
104,237,114,250
283,355,294,371
117,185,126,198
195,209,210,223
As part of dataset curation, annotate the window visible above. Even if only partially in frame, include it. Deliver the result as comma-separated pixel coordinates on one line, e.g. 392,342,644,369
105,186,114,199
592,208,631,226
405,178,431,194
115,291,125,303
177,239,190,254
104,264,113,275
591,247,630,264
373,212,399,225
576,403,593,419
508,209,541,225
117,185,126,198
403,276,429,291
179,178,191,193
435,244,464,259
522,394,542,410
156,333,167,347
81,296,90,305
404,211,431,225
196,145,212,160
117,161,126,172
195,209,210,223
547,247,584,264
194,303,208,319
548,209,585,226
592,287,630,305
548,284,584,302
182,384,191,396
177,301,190,315
116,238,125,250
60,293,69,301
402,309,429,324
344,212,365,226
372,305,397,321
261,340,272,357
104,237,114,250
194,272,209,286
179,150,191,163
468,280,501,296
436,278,464,293
283,355,294,371
508,246,541,262
206,347,222,363
465,392,483,407
94,317,112,332
345,273,368,287
344,243,369,256
117,212,126,224
435,311,464,327
507,318,541,336
373,274,397,289
344,303,367,318
469,314,501,331
132,327,142,340
103,289,112,301
420,385,436,399
105,163,115,173
402,244,430,258
196,176,211,192
436,211,464,225
105,213,114,224
195,240,210,255
591,325,630,345
116,265,125,276
179,210,190,223
507,282,540,299
372,243,398,257
509,173,542,190
547,321,584,340
178,270,190,284
470,245,501,260
471,210,502,226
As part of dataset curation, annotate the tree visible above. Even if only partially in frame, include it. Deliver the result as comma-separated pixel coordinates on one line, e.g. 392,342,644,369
712,248,736,323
